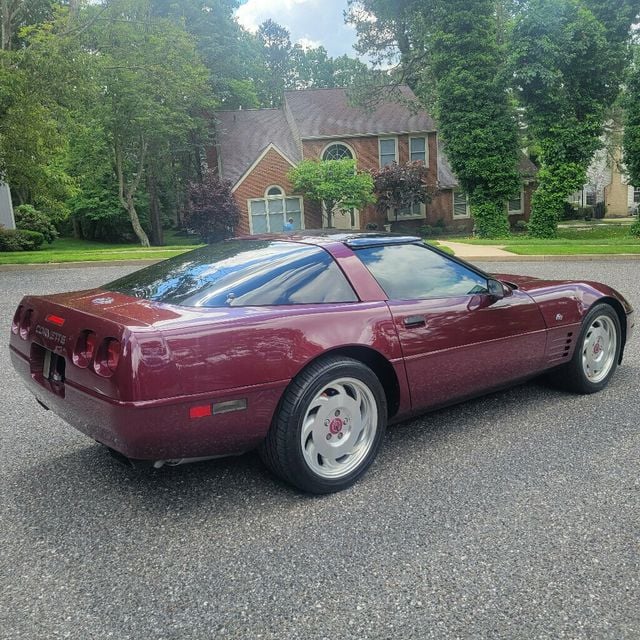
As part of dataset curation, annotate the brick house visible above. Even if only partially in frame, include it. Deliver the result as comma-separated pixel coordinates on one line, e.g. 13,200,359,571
208,86,537,235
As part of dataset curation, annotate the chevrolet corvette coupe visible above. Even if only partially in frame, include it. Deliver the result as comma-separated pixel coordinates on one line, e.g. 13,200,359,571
9,232,635,493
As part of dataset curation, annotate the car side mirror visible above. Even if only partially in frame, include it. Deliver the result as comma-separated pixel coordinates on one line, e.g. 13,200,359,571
487,278,507,299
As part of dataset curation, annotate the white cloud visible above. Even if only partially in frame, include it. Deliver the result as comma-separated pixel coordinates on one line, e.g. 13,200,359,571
297,37,322,50
235,0,358,58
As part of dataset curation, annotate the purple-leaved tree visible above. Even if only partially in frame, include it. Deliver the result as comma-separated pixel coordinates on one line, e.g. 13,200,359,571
186,171,240,243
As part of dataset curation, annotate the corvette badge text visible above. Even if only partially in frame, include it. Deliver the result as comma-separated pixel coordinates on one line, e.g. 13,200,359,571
35,325,67,346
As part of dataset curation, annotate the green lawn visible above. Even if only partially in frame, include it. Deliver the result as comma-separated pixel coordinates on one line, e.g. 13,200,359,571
0,235,202,265
446,224,640,255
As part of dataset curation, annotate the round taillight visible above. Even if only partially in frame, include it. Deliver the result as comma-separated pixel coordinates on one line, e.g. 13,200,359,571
94,338,121,377
19,309,33,340
11,305,23,335
106,339,121,372
73,331,97,368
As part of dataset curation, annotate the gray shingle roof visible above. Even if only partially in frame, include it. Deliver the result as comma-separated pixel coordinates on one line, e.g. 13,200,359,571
438,141,537,189
283,86,436,139
214,109,301,186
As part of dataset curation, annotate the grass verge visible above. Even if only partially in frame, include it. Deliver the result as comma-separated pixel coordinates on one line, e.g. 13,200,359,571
0,235,202,265
444,224,640,255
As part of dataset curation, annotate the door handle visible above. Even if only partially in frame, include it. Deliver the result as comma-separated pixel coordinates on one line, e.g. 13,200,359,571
403,315,426,328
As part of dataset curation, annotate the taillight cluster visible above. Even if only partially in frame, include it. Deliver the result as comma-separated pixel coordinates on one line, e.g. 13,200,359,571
73,332,121,377
12,303,121,377
12,305,33,339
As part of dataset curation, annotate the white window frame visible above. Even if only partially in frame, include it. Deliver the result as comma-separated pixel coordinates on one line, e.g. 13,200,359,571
409,136,429,166
247,189,305,234
321,141,357,162
265,185,284,197
378,136,398,167
452,190,470,218
634,186,640,204
507,188,525,215
387,201,426,222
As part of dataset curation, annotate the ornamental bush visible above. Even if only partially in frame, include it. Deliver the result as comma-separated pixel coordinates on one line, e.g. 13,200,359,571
15,204,58,244
0,228,45,251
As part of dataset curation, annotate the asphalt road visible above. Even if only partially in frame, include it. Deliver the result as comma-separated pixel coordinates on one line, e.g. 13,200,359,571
1,260,638,640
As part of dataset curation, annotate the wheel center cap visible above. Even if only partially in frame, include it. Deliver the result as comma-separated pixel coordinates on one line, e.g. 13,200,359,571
593,338,603,355
329,418,344,434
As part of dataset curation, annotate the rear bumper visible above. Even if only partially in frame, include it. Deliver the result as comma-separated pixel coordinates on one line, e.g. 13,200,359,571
10,346,286,460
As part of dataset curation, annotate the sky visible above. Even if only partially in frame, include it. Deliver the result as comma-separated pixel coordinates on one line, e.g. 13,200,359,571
235,0,359,58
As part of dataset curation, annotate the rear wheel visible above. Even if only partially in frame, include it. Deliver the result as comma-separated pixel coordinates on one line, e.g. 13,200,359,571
260,356,387,493
550,303,621,394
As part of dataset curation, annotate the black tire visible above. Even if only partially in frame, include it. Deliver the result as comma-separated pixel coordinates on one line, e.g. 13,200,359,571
549,302,622,394
259,355,387,494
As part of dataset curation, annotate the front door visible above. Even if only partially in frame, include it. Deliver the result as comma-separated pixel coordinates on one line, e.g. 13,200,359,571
323,204,359,230
352,242,548,410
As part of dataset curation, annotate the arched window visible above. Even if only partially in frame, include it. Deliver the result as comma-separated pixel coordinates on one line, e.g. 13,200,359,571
249,186,304,233
322,143,354,161
266,185,284,197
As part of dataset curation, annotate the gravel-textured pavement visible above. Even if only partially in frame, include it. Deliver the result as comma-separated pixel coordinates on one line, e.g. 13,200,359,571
1,261,638,640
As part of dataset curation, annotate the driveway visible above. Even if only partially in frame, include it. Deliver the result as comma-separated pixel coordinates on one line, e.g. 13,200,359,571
1,261,638,640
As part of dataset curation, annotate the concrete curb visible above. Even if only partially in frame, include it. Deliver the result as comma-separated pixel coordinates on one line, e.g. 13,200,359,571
2,254,640,271
0,259,161,271
461,254,640,262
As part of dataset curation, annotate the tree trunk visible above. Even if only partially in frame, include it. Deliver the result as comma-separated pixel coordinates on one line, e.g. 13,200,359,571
148,170,163,246
115,137,150,247
126,195,150,247
72,216,83,239
1,1,12,51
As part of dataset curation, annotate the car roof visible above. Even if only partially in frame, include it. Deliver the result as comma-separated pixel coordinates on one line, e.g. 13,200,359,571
231,230,422,248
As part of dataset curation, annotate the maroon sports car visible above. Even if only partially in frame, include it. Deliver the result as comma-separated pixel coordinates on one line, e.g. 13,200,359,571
9,232,635,493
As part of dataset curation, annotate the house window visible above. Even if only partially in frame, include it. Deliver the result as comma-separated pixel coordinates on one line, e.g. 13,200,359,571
322,143,354,161
378,138,397,167
266,185,284,197
569,191,582,204
453,190,470,218
387,201,426,222
507,189,524,215
409,137,427,164
249,186,303,233
585,190,596,206
634,187,640,203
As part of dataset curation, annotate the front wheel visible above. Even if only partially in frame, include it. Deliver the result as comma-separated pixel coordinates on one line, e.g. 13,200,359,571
550,303,622,394
259,356,387,494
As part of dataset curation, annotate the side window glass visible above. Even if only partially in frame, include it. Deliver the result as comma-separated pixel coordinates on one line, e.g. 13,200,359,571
355,243,488,300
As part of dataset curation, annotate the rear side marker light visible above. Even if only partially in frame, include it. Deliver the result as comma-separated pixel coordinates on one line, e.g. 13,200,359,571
11,305,23,335
45,314,65,327
19,309,33,340
189,405,212,419
73,331,97,368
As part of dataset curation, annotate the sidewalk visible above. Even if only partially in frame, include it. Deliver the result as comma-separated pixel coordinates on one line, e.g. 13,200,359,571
436,240,640,262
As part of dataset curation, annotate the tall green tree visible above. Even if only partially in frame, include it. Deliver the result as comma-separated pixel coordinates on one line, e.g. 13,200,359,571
256,19,292,107
429,0,521,237
512,0,634,237
79,1,213,246
624,47,640,236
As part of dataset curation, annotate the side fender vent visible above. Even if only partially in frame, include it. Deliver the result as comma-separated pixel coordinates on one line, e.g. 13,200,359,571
546,329,575,364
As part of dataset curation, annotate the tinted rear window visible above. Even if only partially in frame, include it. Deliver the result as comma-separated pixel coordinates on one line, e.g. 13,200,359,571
105,240,358,307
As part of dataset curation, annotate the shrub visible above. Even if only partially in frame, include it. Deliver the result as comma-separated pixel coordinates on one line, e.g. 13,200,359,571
14,205,58,244
0,228,45,251
513,219,528,232
630,219,640,238
186,171,240,243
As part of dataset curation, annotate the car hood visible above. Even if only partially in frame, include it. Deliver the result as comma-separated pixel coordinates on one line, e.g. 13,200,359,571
491,273,574,291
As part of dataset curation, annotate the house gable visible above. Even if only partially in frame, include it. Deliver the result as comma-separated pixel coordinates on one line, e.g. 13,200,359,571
232,145,302,235
231,143,298,193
